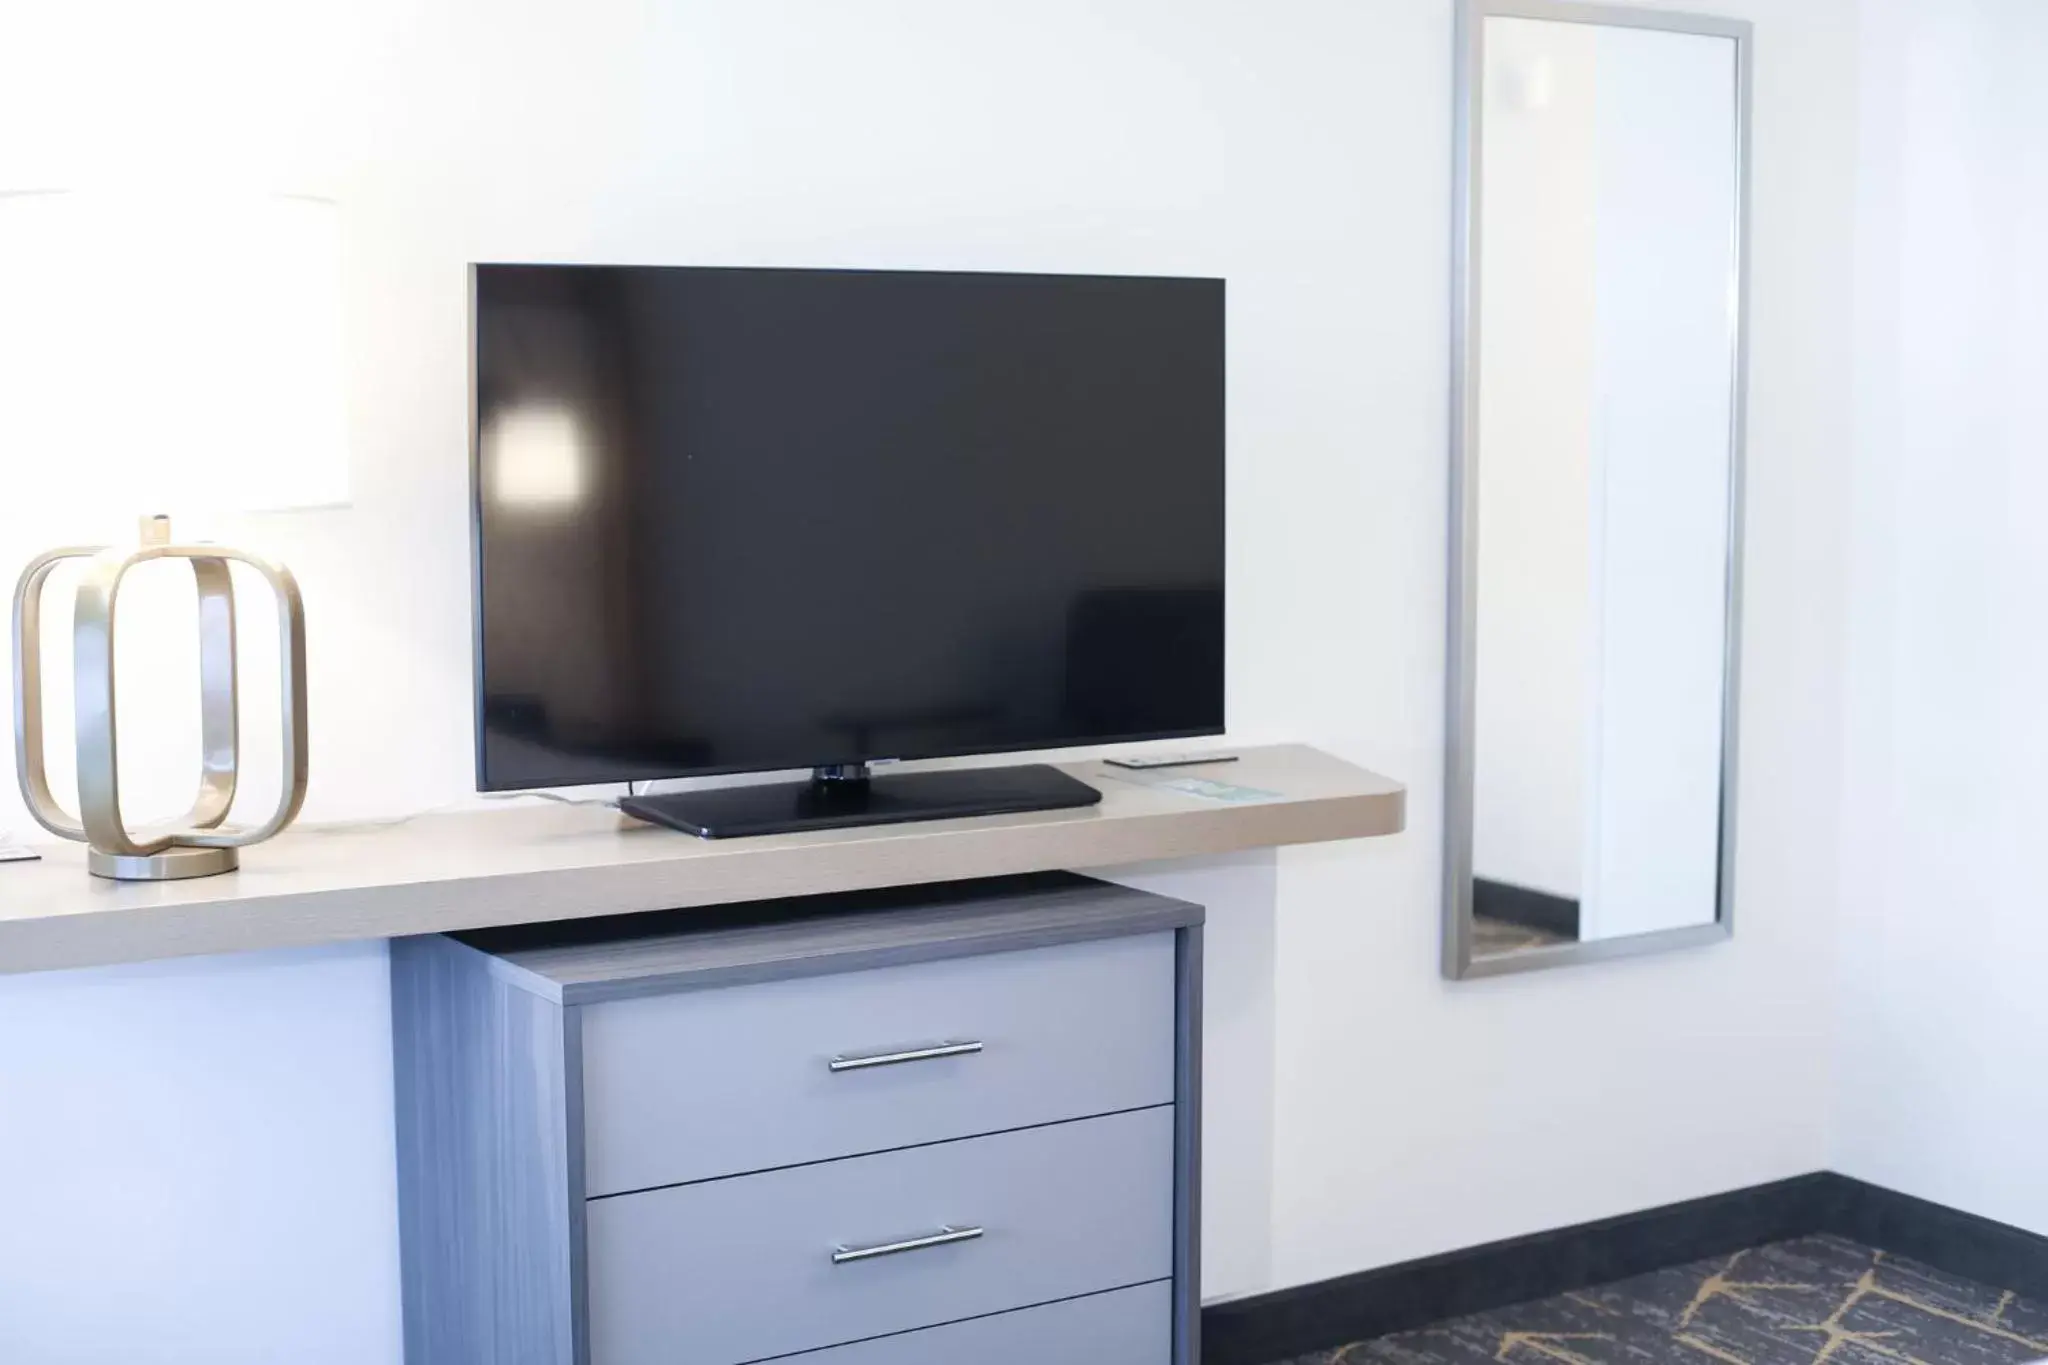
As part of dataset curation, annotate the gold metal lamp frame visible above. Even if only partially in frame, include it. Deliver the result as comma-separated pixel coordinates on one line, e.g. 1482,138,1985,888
11,517,309,881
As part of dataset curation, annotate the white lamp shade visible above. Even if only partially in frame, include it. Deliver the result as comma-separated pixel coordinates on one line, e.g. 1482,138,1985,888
0,190,349,535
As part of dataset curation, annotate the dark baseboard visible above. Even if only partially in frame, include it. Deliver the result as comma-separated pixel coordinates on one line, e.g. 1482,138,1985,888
1200,1175,1833,1365
1472,878,1580,939
1200,1172,2048,1365
1820,1176,2048,1306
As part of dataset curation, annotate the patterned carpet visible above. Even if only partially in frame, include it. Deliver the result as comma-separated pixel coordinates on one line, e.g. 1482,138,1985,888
1471,914,1571,956
1279,1236,2048,1364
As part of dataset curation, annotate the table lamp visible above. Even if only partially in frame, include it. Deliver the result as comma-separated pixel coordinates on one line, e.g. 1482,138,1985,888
2,190,347,880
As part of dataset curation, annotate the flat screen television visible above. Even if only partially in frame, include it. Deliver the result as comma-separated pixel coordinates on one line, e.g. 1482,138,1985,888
472,263,1224,836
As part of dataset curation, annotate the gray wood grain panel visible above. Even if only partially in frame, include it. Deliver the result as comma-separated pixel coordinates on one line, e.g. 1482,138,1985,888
785,1282,1173,1365
584,1106,1176,1365
391,935,574,1365
394,877,1199,1365
579,931,1176,1195
0,744,1401,975
563,1004,592,1365
456,872,1201,1004
1174,926,1204,1365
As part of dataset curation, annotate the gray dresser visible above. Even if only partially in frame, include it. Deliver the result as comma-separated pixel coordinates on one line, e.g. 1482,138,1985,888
391,871,1204,1365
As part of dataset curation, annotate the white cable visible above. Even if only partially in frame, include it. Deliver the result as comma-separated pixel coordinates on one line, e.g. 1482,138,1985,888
299,788,627,835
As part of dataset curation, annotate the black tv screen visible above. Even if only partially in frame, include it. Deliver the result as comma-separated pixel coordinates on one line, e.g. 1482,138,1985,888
472,264,1224,791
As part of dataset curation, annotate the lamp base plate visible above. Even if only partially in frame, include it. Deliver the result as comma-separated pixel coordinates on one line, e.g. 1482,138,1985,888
88,845,240,882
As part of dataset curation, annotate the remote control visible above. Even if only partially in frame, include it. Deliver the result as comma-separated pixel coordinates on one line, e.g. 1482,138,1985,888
1103,752,1240,771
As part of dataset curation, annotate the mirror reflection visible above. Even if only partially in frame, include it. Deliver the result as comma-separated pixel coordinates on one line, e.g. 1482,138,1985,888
1448,2,1748,974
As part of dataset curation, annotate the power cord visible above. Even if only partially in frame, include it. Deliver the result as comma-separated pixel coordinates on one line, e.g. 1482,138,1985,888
0,790,643,844
300,785,634,835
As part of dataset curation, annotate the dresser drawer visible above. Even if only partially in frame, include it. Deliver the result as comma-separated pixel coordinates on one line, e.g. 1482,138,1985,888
790,1281,1171,1365
577,931,1175,1195
585,1105,1175,1365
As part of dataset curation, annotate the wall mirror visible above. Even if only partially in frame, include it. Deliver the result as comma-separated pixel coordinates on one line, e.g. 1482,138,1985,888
1444,0,1750,978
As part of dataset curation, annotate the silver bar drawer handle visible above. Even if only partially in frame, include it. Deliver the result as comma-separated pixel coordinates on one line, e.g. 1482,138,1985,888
832,1225,985,1265
828,1040,983,1072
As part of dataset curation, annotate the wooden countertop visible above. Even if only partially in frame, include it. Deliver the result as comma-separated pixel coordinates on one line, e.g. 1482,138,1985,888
0,745,1403,975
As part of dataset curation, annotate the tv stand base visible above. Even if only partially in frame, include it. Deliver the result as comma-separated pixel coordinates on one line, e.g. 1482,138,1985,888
618,762,1103,839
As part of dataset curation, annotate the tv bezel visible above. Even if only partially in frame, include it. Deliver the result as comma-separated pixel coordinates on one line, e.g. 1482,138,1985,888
467,261,1227,794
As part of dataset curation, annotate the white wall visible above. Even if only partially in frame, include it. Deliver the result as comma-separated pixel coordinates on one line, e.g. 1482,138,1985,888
0,945,400,1365
1833,0,2048,1238
1254,0,1854,1287
0,0,1858,1357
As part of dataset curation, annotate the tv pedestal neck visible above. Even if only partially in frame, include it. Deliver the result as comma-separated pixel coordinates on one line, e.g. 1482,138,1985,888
617,762,1103,839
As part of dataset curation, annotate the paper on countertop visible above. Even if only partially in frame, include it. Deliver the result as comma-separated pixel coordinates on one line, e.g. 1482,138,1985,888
1101,770,1283,805
0,831,40,863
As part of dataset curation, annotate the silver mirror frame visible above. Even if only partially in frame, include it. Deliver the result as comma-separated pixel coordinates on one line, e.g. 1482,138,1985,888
1443,0,1753,979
